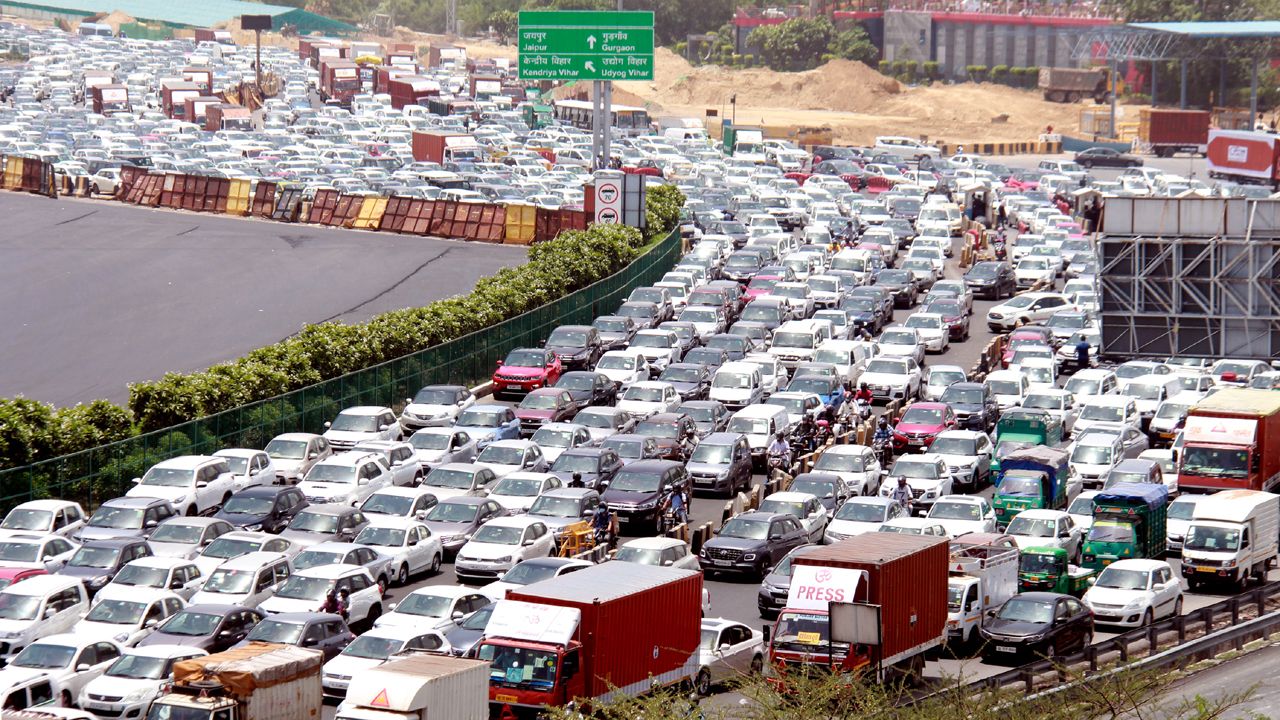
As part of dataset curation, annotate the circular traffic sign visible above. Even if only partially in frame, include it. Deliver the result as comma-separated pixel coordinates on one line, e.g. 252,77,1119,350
599,182,619,204
598,207,619,223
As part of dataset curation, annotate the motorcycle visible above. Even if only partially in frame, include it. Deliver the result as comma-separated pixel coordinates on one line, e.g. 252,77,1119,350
993,239,1007,261
853,397,872,422
872,435,893,468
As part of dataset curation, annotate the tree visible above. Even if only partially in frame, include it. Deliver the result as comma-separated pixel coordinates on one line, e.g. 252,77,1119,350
751,17,835,71
488,9,517,42
830,26,878,65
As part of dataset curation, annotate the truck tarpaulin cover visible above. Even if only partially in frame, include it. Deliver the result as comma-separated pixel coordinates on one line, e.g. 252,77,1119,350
1208,130,1280,180
787,566,867,611
1183,415,1257,444
1095,482,1169,510
100,88,126,102
173,643,322,697
487,600,581,645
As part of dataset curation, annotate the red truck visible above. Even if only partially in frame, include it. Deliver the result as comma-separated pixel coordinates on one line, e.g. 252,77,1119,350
91,84,129,115
162,81,203,120
412,130,482,164
770,534,948,682
194,28,233,45
183,96,222,126
479,563,701,718
385,52,417,71
319,60,361,107
181,67,213,95
1138,108,1210,158
1178,388,1280,494
1207,129,1280,186
311,43,343,69
470,75,503,99
427,43,466,68
388,76,441,110
206,103,252,131
374,66,410,95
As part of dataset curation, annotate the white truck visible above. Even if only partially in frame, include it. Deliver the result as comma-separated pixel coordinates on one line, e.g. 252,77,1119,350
947,543,1018,647
146,643,323,720
1181,489,1280,592
335,654,490,720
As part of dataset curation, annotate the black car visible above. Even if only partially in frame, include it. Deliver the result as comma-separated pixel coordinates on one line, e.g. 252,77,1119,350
660,363,712,401
924,298,971,341
699,511,809,579
708,220,749,248
592,315,637,351
940,382,1000,432
555,371,618,409
139,604,264,653
811,145,863,164
839,295,886,334
705,280,748,316
444,604,494,658
979,593,1094,663
549,447,624,490
873,269,919,309
964,261,1017,300
214,486,309,533
677,400,731,438
703,333,752,361
1074,146,1142,168
812,159,864,180
883,218,917,248
235,612,353,661
544,325,603,371
848,285,895,323
600,459,691,533
757,544,824,618
682,347,730,374
63,537,153,597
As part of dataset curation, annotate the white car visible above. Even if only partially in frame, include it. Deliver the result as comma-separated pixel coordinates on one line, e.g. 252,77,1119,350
1021,388,1079,436
985,370,1030,410
479,557,595,600
485,472,563,515
322,625,453,697
594,350,651,388
351,441,422,488
616,381,681,420
1013,257,1057,288
1165,494,1206,554
74,590,185,647
758,491,828,544
353,517,443,586
455,516,557,583
192,531,298,577
146,518,236,560
399,385,475,433
212,449,277,493
925,495,996,537
0,533,78,572
323,406,402,451
360,486,439,521
1066,490,1099,534
259,565,384,625
0,500,86,539
0,635,122,707
298,452,394,507
879,454,953,514
0,575,89,662
627,330,682,372
1005,509,1085,559
810,445,883,497
79,645,207,719
860,357,922,403
986,292,1074,331
614,537,700,570
99,557,206,602
474,440,549,479
877,517,949,536
529,424,594,464
694,618,765,696
405,428,479,470
375,585,492,632
1082,559,1183,628
903,313,949,353
876,327,926,365
927,430,994,491
127,455,236,517
825,497,907,543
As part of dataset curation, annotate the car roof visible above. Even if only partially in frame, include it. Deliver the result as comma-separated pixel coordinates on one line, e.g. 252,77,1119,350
1014,509,1070,519
10,499,79,511
83,536,147,549
214,448,264,458
217,551,288,569
338,406,391,415
300,503,362,517
622,537,686,550
2,574,82,595
150,455,219,469
102,496,172,509
122,644,208,660
234,485,293,498
404,584,476,600
296,563,367,580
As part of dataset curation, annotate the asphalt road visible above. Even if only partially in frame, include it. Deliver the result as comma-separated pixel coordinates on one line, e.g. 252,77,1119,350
0,192,527,406
1153,641,1280,718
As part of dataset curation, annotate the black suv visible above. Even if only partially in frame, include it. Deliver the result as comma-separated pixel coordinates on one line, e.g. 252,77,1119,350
549,447,624,490
63,537,153,597
600,460,691,533
873,269,919,308
699,511,809,579
544,325,604,370
964,261,1017,300
555,371,618,409
214,485,310,533
941,382,1000,432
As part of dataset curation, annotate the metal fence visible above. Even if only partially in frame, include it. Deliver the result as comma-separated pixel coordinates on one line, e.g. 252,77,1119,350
0,229,681,513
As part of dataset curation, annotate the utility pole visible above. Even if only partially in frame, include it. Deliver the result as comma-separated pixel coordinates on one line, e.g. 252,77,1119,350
446,0,457,36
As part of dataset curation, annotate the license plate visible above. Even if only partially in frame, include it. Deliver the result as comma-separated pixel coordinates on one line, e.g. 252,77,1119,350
1196,566,1215,573
908,439,923,446
713,559,732,566
496,693,518,703
995,645,1016,653
694,477,712,485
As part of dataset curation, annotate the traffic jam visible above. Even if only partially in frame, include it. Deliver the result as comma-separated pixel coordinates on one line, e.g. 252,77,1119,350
2,19,1280,720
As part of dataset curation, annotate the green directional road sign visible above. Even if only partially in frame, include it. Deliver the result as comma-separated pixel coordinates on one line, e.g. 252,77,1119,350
518,10,655,82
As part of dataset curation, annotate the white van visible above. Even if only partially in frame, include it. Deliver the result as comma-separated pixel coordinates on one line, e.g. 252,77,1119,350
663,127,708,143
1075,395,1140,435
727,404,791,464
812,339,873,386
769,320,832,369
1182,490,1280,590
1064,368,1118,408
710,362,765,411
1118,374,1184,426
0,575,88,662
188,551,291,609
874,136,941,160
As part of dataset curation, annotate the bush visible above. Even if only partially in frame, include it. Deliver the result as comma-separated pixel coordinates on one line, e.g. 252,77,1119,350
923,60,940,79
990,64,1010,83
878,60,891,74
966,64,988,81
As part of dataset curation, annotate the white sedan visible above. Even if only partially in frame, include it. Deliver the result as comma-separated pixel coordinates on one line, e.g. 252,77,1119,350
594,350,650,388
758,492,828,544
616,381,681,419
353,517,443,586
0,533,78,572
861,357,922,402
79,646,207,720
74,590,185,646
1005,509,1085,560
694,619,765,696
924,495,996,537
375,585,493,632
1082,559,1183,628
0,635,122,707
454,516,557,583
903,313,950,353
486,472,564,515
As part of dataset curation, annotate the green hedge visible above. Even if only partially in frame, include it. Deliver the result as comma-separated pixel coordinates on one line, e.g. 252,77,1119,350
0,186,686,469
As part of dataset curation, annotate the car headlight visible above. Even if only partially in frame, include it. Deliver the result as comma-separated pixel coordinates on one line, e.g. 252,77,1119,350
1222,559,1237,568
743,553,757,561
925,489,937,498
440,534,464,544
495,556,512,564
637,500,658,511
88,576,110,588
114,632,130,643
244,523,263,531
0,631,21,640
124,687,154,702
1123,599,1144,611
989,313,1003,320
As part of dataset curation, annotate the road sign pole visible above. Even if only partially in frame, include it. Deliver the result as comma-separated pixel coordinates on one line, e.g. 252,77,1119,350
602,80,612,167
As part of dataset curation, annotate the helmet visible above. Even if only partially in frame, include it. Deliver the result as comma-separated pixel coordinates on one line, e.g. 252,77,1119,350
860,382,868,390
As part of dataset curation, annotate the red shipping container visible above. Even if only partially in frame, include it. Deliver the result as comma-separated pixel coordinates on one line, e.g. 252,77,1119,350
1207,129,1280,182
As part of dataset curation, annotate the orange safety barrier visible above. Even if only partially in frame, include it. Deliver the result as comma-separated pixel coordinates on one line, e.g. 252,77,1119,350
252,181,277,218
379,195,411,233
308,189,339,225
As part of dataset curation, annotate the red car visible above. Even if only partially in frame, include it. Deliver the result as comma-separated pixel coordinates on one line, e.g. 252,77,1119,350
743,275,785,302
0,567,46,592
492,347,562,398
1002,328,1057,368
892,402,958,452
514,388,579,437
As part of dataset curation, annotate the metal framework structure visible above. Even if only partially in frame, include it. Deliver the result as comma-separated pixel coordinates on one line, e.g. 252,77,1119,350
1098,197,1280,360
1069,27,1185,62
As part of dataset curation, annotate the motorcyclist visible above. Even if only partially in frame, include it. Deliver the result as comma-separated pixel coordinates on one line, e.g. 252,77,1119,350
873,417,895,464
767,431,792,470
854,382,874,405
796,415,817,453
666,484,687,525
591,503,616,550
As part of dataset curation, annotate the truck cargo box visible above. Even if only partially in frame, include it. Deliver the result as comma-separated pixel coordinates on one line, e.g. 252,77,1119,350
1207,129,1280,182
1138,108,1210,156
171,643,323,720
338,654,489,720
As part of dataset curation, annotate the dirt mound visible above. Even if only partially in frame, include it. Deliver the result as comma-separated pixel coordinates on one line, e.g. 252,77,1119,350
90,10,135,32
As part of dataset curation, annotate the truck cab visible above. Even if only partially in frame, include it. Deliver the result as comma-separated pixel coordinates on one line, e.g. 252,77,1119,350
1018,546,1096,595
1181,489,1280,591
1177,388,1280,494
992,446,1070,528
1081,483,1169,571
946,543,1018,646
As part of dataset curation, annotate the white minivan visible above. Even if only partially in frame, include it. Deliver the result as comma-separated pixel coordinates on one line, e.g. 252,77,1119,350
727,404,791,465
188,551,291,609
0,575,89,662
709,362,765,411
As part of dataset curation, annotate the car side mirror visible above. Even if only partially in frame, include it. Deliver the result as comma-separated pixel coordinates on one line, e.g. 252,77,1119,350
44,607,57,619
452,610,465,621
77,663,92,672
302,636,319,647
324,422,332,428
171,579,184,590
144,519,158,529
523,538,535,546
379,424,390,431
308,452,318,460
405,398,413,405
132,477,143,484
718,643,731,653
144,617,159,628
197,481,209,489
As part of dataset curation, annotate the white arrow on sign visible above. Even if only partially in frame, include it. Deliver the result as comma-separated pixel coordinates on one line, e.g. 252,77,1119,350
584,61,596,73
587,35,597,49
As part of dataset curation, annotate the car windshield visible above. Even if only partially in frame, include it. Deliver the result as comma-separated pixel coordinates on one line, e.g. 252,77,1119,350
892,460,939,480
276,575,333,601
548,329,587,347
760,499,806,519
427,502,480,522
505,350,546,367
457,409,506,428
998,598,1054,624
1184,524,1241,551
221,457,250,475
901,406,942,424
203,537,263,560
1167,500,1197,521
12,643,75,669
866,359,906,375
624,386,666,402
519,394,560,410
330,414,380,432
1007,516,1056,537
610,471,662,493
787,377,830,395
89,506,144,529
1,509,52,531
1095,567,1150,590
1071,444,1113,466
473,524,523,545
1023,394,1063,411
151,523,204,544
999,472,1044,497
1080,404,1124,422
107,654,173,680
816,451,868,474
494,476,547,497
478,446,527,465
71,546,121,569
719,518,768,540
246,619,305,644
204,567,256,595
342,634,406,660
356,526,407,547
293,550,345,571
1065,377,1101,396
413,388,459,405
595,319,631,333
0,593,41,621
410,433,451,451
941,387,983,405
265,439,308,460
86,598,147,625
967,264,1000,279
306,464,357,484
929,437,976,456
158,611,222,637
289,512,341,534
1088,520,1136,544
0,542,40,563
881,331,917,346
140,467,194,488
930,501,982,520
1123,383,1163,401
1155,402,1191,420
988,379,1023,396
222,496,274,515
741,305,782,322
661,366,702,384
426,468,478,489
113,563,169,587
773,332,814,349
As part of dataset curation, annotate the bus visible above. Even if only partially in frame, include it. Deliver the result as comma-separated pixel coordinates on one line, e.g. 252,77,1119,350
552,99,651,136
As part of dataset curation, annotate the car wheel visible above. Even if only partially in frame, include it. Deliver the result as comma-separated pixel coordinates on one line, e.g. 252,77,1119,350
1173,597,1183,617
61,691,72,707
366,603,382,626
396,563,409,586
694,668,712,696
1080,629,1094,652
429,553,442,575
377,575,388,596
1141,608,1153,627
185,505,197,517
750,655,764,675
